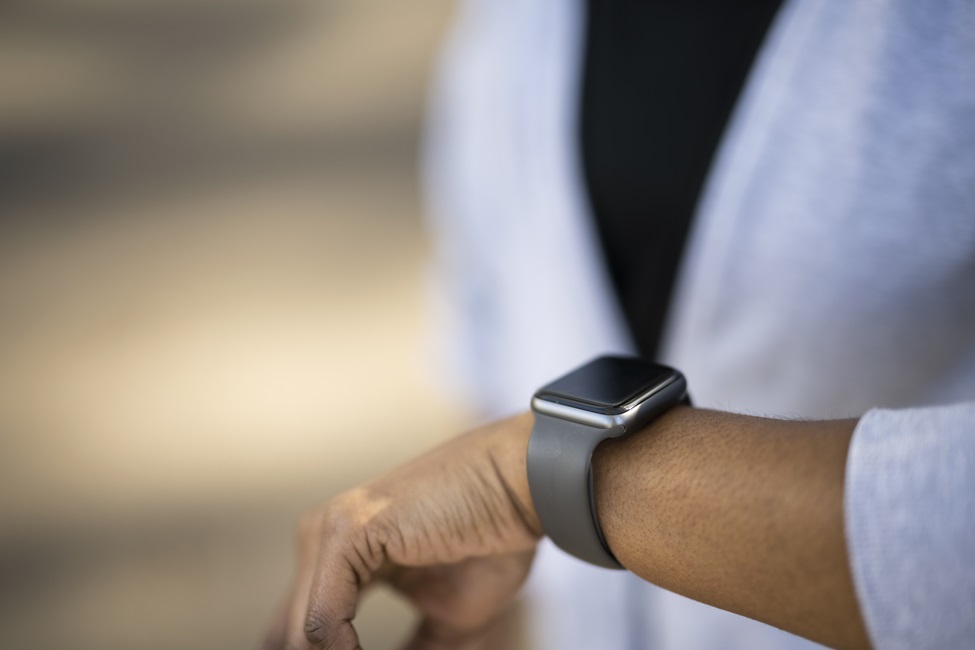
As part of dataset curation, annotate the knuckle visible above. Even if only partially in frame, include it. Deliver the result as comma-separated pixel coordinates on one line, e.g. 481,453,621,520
303,609,330,646
305,616,360,650
321,496,360,537
304,610,360,649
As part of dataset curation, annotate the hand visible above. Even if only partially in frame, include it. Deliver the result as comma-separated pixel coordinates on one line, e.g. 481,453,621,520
263,413,541,650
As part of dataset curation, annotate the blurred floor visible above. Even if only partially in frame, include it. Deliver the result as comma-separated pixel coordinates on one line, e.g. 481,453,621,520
0,1,465,648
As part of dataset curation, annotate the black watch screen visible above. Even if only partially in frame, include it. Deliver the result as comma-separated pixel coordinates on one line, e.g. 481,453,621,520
533,356,679,415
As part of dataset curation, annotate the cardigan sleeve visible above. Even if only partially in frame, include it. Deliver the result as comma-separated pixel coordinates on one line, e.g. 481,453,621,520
845,403,975,649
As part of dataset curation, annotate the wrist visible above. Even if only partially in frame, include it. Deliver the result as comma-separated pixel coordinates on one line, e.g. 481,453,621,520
486,412,543,538
590,405,697,564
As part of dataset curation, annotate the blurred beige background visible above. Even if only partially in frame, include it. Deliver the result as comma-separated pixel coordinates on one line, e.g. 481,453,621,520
0,0,469,648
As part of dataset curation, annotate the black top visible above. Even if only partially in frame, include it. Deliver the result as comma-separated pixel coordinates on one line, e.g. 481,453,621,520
580,0,782,357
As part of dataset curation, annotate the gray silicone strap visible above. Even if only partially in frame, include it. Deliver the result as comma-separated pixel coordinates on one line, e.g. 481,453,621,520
527,413,623,569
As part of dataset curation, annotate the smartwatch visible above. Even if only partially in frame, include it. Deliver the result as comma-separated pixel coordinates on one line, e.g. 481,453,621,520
527,355,688,569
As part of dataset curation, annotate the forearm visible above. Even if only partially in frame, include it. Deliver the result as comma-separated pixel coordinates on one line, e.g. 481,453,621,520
267,406,875,650
591,406,870,649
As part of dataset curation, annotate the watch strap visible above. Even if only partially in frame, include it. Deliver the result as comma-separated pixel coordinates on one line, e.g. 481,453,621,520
527,413,623,569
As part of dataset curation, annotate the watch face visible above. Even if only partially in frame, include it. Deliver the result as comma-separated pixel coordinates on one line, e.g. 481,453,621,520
535,356,678,415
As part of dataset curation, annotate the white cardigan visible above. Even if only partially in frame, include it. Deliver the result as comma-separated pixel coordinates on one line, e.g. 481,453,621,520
423,0,975,648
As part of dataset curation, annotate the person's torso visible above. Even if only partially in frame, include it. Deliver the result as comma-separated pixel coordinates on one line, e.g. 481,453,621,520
423,0,975,647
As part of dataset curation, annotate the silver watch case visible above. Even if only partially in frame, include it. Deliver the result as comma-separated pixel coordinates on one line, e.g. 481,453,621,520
530,371,687,432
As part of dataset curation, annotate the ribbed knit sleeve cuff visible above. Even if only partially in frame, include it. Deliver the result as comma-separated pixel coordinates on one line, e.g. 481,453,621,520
845,403,975,650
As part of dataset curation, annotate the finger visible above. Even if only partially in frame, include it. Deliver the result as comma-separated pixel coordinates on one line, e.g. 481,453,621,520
285,514,324,650
393,553,534,633
400,618,487,650
303,532,366,649
260,592,292,650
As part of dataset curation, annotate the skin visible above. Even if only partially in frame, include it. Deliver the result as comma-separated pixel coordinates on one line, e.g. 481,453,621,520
263,407,872,650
